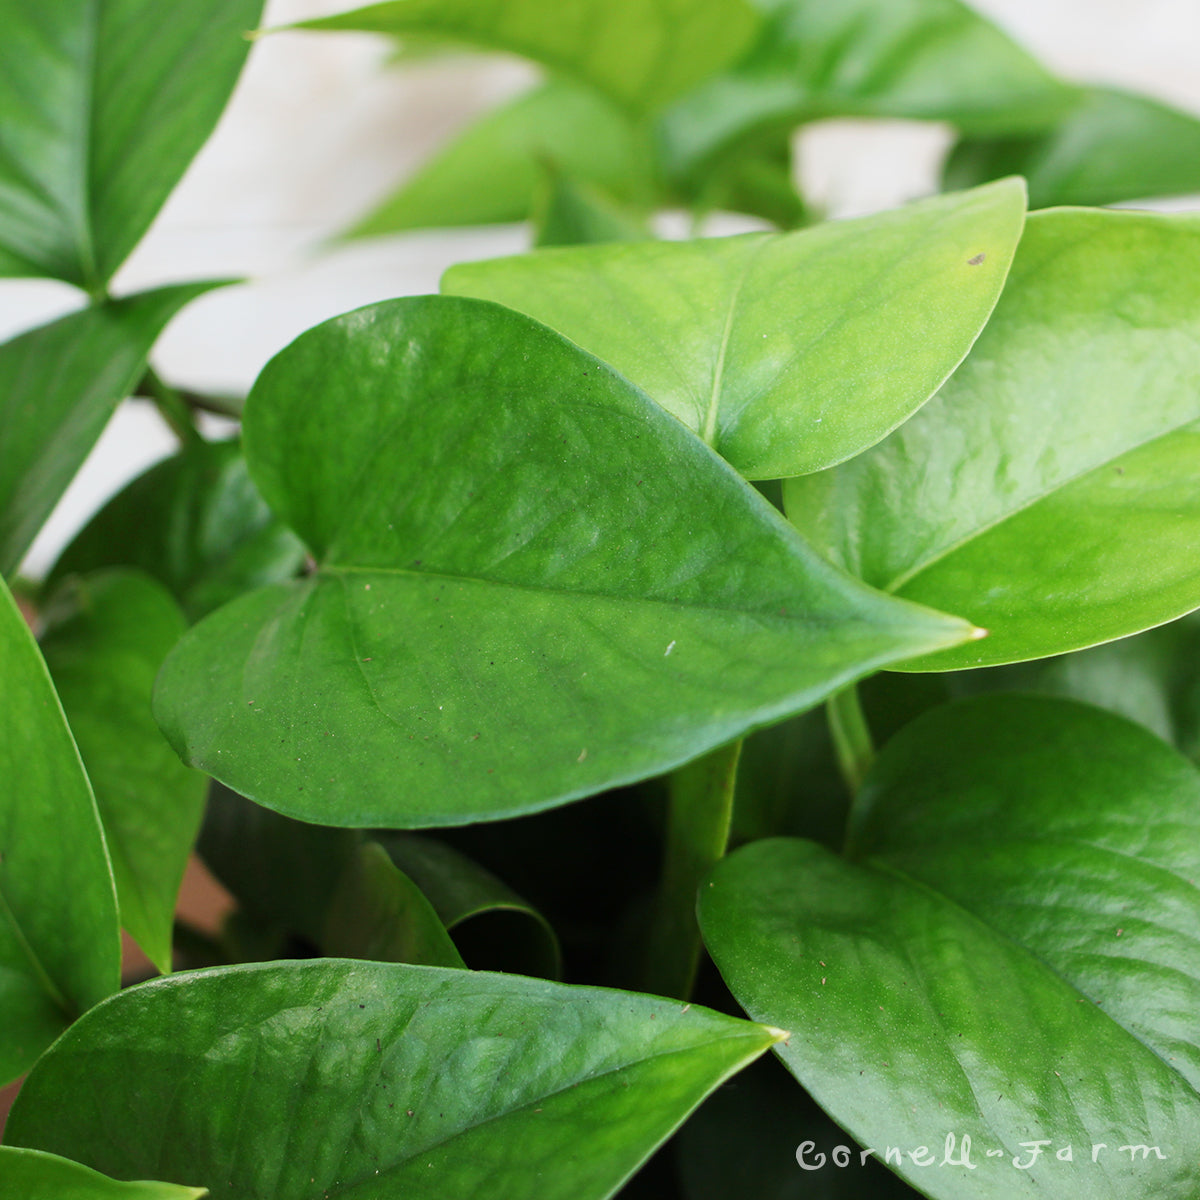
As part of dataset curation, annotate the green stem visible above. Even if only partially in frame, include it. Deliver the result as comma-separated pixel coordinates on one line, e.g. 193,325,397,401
137,367,201,446
641,739,742,1001
827,682,875,798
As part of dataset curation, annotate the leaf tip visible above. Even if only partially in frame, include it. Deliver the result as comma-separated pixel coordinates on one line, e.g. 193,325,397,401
970,625,989,641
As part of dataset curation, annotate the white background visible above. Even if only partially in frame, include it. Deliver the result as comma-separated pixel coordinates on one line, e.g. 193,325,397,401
5,0,1199,575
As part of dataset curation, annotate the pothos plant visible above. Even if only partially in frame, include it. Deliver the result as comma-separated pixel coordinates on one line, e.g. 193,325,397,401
3,1,1200,1199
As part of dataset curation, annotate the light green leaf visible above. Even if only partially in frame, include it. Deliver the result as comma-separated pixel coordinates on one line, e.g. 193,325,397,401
293,0,760,113
701,695,1200,1199
0,1147,206,1200
0,577,119,1085
945,87,1200,209
152,296,976,828
446,179,1026,478
532,170,651,248
323,841,466,968
39,570,206,974
349,80,657,238
659,0,1074,184
0,0,262,289
380,834,561,977
0,284,224,578
7,960,783,1199
46,438,305,622
785,208,1200,670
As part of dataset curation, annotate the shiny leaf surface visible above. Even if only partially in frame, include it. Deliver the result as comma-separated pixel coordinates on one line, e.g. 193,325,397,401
0,285,222,578
7,960,782,1199
0,578,118,1085
446,180,1025,478
785,208,1200,669
153,296,975,827
39,570,205,974
0,1148,205,1200
47,438,305,622
0,0,262,288
701,695,1200,1199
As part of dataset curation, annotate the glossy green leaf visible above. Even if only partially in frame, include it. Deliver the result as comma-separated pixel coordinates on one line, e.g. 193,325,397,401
945,87,1200,209
0,0,262,289
294,0,760,114
0,577,119,1085
701,695,1200,1199
198,781,358,946
7,960,783,1198
0,284,223,578
447,179,1025,478
533,171,651,248
47,438,305,622
153,295,976,828
658,0,1074,184
785,208,1200,670
39,570,205,974
0,1148,205,1200
381,834,561,977
350,80,657,238
323,841,466,968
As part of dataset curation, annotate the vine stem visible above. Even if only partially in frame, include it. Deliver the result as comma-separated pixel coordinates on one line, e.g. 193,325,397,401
138,367,201,446
827,682,875,798
641,739,742,1001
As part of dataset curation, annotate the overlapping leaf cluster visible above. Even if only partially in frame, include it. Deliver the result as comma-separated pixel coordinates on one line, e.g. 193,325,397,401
2,2,1200,1198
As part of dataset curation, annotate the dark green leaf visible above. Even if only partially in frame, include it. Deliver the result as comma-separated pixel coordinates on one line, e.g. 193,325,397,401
46,438,305,622
658,0,1074,184
0,577,118,1085
7,960,783,1198
0,285,224,578
153,295,976,828
349,81,657,238
785,208,1200,669
945,87,1200,209
0,0,262,289
293,0,760,113
447,180,1025,478
0,1148,205,1200
39,570,206,974
380,834,561,977
702,695,1200,1199
323,841,466,968
198,781,358,945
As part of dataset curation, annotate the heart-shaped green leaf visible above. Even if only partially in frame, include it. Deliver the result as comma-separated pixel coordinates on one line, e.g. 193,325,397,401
0,577,119,1085
0,1147,206,1200
785,208,1200,670
349,80,657,239
0,0,262,288
39,570,206,974
46,438,305,622
446,179,1025,479
292,0,760,114
945,87,1200,210
658,0,1074,184
152,296,975,828
701,695,1200,1199
6,960,783,1199
0,284,223,578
